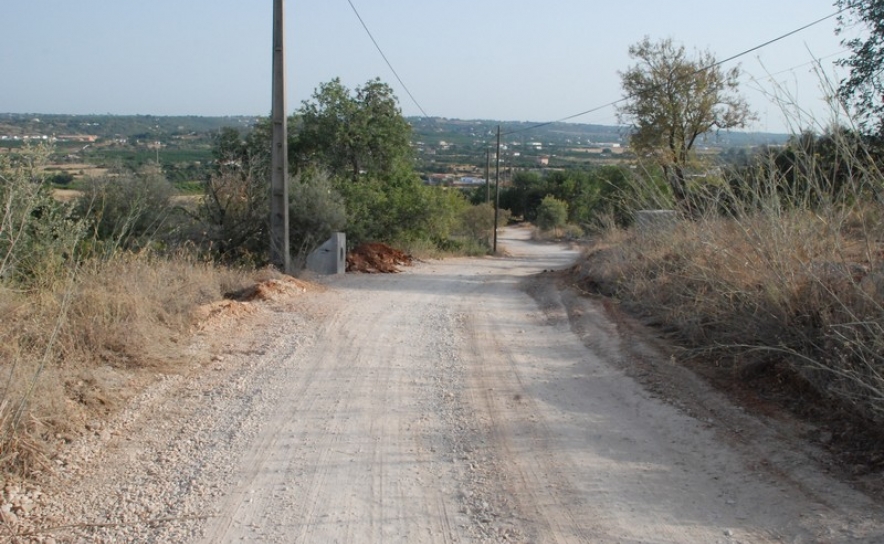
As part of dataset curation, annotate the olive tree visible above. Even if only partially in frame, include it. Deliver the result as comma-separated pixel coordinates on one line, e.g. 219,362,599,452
535,195,569,236
617,37,753,209
76,164,175,250
292,78,413,182
288,168,347,268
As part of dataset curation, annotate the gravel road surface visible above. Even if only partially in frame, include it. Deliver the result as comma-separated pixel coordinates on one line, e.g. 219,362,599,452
33,226,884,543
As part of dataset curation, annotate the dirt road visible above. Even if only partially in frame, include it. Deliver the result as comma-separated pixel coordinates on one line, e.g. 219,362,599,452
39,226,884,543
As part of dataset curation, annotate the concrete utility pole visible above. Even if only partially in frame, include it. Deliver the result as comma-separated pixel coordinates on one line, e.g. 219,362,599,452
270,0,291,273
493,125,501,254
485,147,491,203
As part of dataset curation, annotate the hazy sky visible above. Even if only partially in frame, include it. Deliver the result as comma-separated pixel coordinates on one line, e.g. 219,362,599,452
1,1,859,133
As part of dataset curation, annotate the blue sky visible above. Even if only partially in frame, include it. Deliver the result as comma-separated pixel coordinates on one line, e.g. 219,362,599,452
0,1,857,133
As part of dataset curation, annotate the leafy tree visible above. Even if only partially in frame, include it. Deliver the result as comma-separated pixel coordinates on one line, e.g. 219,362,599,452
206,78,470,257
505,171,545,220
837,0,884,134
535,195,569,235
501,167,641,227
571,166,639,227
48,171,74,186
617,37,753,209
293,78,413,182
198,162,268,263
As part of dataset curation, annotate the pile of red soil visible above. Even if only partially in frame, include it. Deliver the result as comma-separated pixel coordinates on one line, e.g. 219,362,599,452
347,243,413,273
223,277,311,302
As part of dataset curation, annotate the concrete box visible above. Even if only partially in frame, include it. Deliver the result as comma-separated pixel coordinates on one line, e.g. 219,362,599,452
306,232,346,275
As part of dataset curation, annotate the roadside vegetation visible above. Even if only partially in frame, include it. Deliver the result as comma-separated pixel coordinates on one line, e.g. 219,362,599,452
577,133,884,428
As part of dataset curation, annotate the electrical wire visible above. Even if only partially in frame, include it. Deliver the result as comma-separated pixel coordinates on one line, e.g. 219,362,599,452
744,49,848,84
502,7,849,137
345,0,430,118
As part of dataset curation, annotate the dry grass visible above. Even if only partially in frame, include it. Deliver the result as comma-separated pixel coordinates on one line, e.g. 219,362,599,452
578,192,884,424
0,253,257,479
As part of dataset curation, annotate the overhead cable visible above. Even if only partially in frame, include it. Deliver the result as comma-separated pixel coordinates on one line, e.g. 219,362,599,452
345,0,430,118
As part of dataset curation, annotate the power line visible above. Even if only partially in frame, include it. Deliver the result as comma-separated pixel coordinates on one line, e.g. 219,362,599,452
345,0,430,118
744,49,848,83
502,7,848,137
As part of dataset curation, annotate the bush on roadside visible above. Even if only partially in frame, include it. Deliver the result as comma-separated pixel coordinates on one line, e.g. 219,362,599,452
288,168,348,269
74,164,176,254
535,195,569,235
458,203,496,248
0,145,86,289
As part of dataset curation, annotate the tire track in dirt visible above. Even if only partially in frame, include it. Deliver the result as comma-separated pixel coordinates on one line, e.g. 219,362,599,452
450,264,605,542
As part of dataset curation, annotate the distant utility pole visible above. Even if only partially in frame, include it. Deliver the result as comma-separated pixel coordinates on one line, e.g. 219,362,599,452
270,0,291,273
485,147,491,203
493,125,501,254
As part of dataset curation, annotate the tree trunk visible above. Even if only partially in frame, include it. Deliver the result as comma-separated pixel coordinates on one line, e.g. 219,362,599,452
668,164,691,214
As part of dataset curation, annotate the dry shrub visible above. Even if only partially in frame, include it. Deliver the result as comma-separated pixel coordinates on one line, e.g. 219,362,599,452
578,149,884,423
63,254,246,366
0,253,255,478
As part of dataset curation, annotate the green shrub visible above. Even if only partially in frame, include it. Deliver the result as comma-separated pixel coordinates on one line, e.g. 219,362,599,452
0,146,85,288
288,169,348,268
75,164,176,253
459,203,496,247
335,171,469,248
535,195,569,234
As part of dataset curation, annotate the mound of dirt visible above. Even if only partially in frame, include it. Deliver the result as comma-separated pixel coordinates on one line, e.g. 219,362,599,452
192,299,259,332
194,277,317,332
224,277,312,302
347,243,413,273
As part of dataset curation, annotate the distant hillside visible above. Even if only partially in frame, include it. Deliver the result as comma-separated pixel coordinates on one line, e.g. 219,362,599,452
407,117,789,149
1,113,788,149
0,113,258,140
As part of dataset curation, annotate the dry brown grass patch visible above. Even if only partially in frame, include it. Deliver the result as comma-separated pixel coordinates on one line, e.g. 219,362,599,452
578,205,884,424
0,253,258,479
